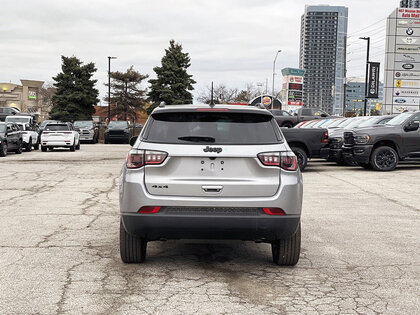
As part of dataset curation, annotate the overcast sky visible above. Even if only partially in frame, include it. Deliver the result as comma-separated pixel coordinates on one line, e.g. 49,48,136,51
0,0,396,104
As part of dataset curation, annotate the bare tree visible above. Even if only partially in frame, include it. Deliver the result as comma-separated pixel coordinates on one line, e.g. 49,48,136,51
39,82,56,119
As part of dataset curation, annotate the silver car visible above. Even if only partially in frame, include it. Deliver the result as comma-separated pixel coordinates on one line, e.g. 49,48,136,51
119,104,303,265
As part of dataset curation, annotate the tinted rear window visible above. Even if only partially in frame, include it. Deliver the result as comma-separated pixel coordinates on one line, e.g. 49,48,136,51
146,111,281,144
45,124,69,131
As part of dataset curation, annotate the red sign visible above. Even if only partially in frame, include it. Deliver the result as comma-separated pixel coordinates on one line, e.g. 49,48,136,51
288,101,303,106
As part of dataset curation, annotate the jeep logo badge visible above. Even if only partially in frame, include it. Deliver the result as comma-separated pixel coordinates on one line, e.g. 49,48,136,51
203,146,222,153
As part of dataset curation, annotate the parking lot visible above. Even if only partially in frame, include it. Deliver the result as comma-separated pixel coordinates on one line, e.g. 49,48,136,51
0,144,419,314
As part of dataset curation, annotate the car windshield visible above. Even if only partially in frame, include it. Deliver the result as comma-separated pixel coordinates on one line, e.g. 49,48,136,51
45,124,69,131
108,121,128,128
328,119,347,128
311,120,328,128
146,111,281,145
0,124,5,133
343,118,370,129
74,121,93,128
358,117,382,127
319,119,338,127
301,120,318,128
6,117,30,123
40,120,56,128
386,112,414,125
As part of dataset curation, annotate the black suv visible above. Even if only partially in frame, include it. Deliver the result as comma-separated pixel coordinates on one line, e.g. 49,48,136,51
0,107,20,122
0,122,23,157
343,111,420,171
104,121,131,144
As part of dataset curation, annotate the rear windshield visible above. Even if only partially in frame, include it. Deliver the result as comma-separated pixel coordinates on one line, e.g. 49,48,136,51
45,124,69,131
145,111,281,144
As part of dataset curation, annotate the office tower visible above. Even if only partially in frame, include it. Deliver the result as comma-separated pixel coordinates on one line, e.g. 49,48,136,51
299,5,348,114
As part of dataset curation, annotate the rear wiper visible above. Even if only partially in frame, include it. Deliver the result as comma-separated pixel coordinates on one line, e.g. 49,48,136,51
178,136,216,143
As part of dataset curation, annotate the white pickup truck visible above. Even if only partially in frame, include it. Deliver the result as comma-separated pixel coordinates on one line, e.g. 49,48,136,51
40,122,80,152
16,122,39,151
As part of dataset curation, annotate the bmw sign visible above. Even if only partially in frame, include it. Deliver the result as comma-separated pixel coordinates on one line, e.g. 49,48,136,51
407,28,414,35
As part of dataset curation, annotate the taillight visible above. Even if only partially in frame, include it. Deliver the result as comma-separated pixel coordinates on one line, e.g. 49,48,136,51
258,152,298,171
322,131,328,143
145,151,168,164
263,207,286,215
138,206,161,213
126,150,167,169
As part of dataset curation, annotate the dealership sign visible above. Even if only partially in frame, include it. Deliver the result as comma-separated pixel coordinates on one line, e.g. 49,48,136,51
394,88,419,96
393,96,420,105
395,79,420,87
395,71,420,78
398,8,420,19
396,45,420,53
367,62,380,98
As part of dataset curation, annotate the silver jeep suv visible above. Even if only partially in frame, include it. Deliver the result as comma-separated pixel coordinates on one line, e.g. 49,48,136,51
119,104,303,265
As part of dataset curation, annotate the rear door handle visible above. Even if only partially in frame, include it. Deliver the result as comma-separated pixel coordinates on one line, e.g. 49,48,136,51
202,185,223,193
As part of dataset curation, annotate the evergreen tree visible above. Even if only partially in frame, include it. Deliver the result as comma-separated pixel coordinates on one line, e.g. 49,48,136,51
50,56,99,121
106,66,149,121
148,40,196,110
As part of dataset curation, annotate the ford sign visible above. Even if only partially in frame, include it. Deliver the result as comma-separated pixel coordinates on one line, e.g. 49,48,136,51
394,98,406,104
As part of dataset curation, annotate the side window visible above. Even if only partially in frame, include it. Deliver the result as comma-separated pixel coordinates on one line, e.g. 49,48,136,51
282,111,291,116
6,125,12,132
0,108,3,113
378,118,391,125
301,109,312,116
5,108,13,114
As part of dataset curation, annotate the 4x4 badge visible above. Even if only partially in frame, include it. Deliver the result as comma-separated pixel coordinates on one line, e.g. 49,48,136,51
203,146,222,153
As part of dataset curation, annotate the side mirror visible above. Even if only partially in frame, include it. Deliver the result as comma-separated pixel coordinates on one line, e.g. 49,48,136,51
129,136,138,147
321,114,328,118
294,113,298,116
405,120,419,132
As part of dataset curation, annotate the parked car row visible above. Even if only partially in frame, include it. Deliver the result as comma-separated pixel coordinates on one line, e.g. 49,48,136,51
286,111,420,171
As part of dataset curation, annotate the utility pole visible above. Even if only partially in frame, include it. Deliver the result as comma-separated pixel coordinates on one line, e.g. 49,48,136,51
272,50,282,109
360,37,370,116
107,56,117,123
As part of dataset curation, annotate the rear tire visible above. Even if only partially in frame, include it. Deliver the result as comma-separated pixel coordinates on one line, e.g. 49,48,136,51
41,145,47,152
291,147,308,171
120,219,147,263
272,224,301,266
76,140,80,150
26,138,32,152
70,144,75,152
282,122,294,128
33,140,39,150
370,146,398,171
15,141,22,154
0,142,7,157
105,138,109,144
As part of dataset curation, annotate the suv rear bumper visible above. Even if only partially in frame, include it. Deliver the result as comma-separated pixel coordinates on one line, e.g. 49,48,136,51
121,212,300,242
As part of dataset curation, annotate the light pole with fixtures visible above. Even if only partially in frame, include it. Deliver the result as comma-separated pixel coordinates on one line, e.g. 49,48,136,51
360,37,370,116
108,56,117,123
272,50,282,109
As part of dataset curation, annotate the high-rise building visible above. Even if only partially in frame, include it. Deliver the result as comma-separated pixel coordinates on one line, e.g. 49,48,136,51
299,5,348,115
400,0,420,8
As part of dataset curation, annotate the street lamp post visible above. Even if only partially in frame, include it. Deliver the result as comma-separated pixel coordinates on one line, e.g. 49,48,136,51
108,56,117,123
360,37,370,116
272,50,282,109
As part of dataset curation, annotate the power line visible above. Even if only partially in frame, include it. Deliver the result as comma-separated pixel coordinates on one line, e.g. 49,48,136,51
348,17,387,36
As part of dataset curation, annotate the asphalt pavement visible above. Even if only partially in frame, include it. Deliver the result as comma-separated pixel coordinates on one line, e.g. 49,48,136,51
0,144,419,314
